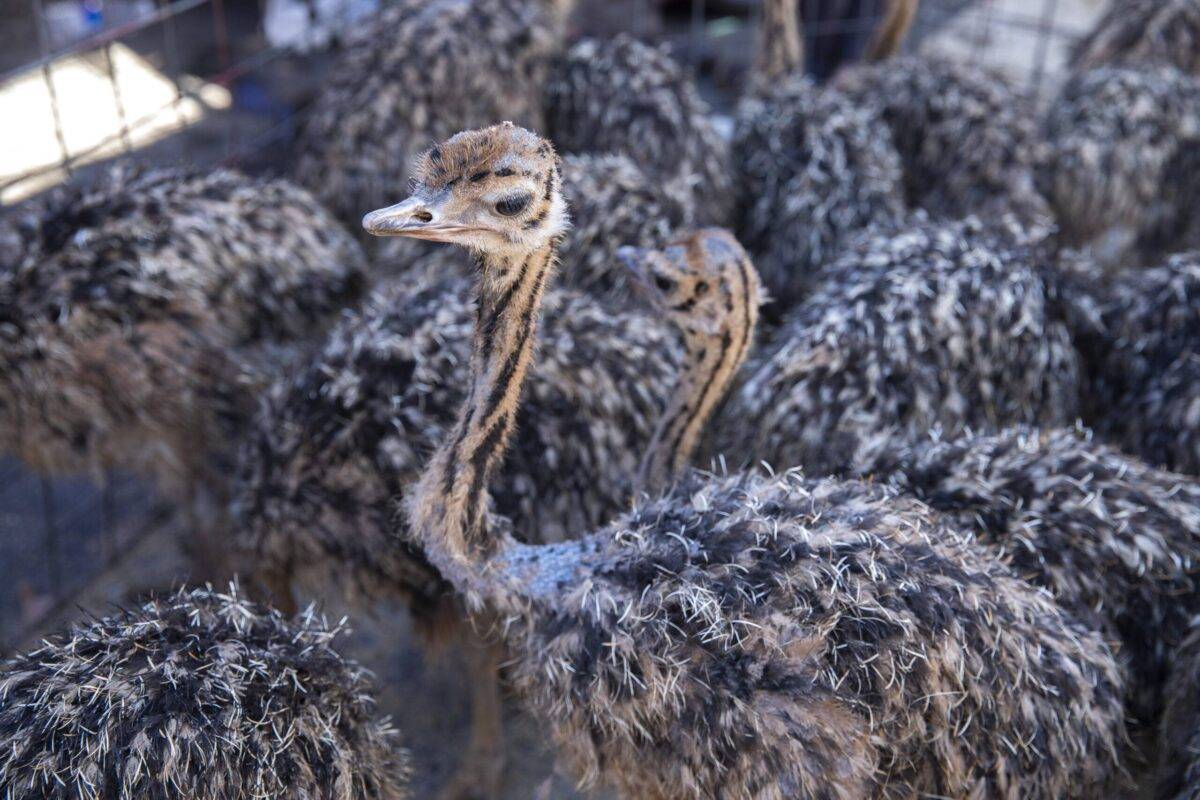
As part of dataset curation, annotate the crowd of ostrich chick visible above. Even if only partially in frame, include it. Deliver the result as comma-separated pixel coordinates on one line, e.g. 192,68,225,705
6,0,1200,797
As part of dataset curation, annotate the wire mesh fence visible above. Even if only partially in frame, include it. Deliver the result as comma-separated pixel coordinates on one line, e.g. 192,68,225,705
0,458,169,652
0,0,1094,202
0,0,1097,648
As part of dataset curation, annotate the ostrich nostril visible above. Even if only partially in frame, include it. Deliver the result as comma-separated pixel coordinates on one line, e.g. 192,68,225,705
412,210,433,223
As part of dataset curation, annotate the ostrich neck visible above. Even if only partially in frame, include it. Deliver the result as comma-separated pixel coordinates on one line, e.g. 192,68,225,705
639,277,758,494
865,0,917,62
755,0,803,84
408,240,557,606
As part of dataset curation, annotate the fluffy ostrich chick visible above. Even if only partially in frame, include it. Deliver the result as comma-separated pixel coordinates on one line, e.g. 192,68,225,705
0,165,364,510
1039,64,1200,257
1072,0,1200,76
854,425,1200,728
0,586,407,800
1068,253,1200,475
543,34,733,227
836,55,1052,233
730,0,912,311
732,76,907,310
236,161,680,794
718,217,1082,476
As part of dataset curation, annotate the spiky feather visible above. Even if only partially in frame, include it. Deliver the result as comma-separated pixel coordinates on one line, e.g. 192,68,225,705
719,218,1081,475
0,165,365,493
0,586,407,800
543,35,733,227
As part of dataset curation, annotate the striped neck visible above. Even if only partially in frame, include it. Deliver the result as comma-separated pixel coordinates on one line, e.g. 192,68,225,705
638,261,757,493
755,0,803,84
865,0,917,62
408,241,558,597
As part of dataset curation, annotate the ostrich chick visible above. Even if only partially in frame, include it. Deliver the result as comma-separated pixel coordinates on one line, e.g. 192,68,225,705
642,225,1200,730
732,0,907,311
0,586,407,800
0,166,364,519
854,425,1200,728
732,78,907,311
543,34,733,227
836,55,1052,234
364,123,1127,799
717,217,1082,476
294,0,571,227
1039,64,1200,256
236,186,679,792
1072,0,1200,76
1157,619,1200,799
1069,253,1200,475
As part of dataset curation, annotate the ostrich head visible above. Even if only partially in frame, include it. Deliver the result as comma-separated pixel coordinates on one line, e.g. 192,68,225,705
618,229,762,491
618,228,761,345
362,122,568,266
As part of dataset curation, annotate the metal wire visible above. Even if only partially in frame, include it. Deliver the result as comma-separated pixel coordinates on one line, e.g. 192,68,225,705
27,0,73,178
102,41,135,153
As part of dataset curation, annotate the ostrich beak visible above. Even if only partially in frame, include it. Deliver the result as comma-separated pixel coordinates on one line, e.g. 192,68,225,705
362,196,478,242
616,246,655,298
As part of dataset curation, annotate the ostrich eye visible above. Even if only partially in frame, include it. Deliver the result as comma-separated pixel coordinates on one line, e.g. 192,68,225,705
654,274,676,293
694,281,709,295
495,195,532,217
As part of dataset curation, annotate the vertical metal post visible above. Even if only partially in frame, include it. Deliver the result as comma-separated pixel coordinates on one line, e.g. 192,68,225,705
39,478,61,597
158,0,190,148
1029,0,1059,100
101,482,117,565
102,41,135,153
29,0,73,178
210,0,236,156
978,0,998,66
690,0,706,74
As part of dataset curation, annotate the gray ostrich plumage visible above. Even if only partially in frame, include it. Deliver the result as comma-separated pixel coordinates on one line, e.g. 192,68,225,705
854,425,1200,726
1157,618,1200,800
555,153,693,294
0,165,365,492
482,471,1128,799
837,56,1051,231
1072,0,1200,75
731,76,907,310
234,271,678,615
718,218,1082,476
1039,65,1200,253
1071,254,1200,475
0,586,407,800
293,0,569,227
542,34,733,227
1138,126,1200,259
1116,353,1200,476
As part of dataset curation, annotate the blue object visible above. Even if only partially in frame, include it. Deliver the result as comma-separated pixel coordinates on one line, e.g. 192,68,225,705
82,0,104,30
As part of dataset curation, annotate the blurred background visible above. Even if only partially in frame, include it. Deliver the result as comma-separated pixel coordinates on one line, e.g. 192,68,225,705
0,0,1111,796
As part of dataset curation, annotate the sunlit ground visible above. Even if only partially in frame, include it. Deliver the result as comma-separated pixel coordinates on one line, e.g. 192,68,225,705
0,41,230,203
